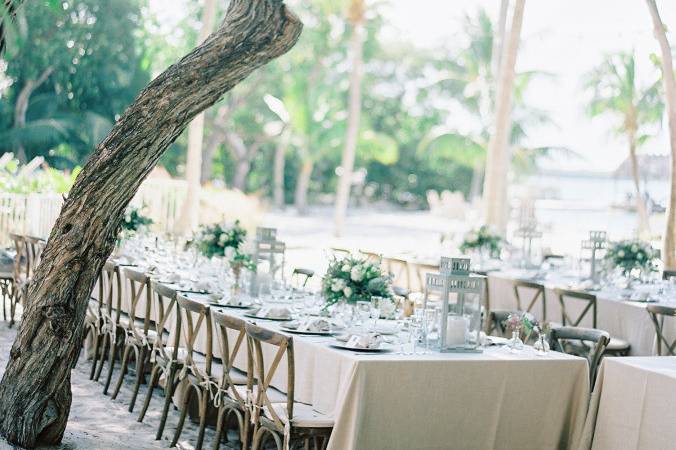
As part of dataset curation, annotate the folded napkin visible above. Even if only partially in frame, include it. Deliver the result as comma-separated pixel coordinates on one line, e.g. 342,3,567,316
218,295,252,307
287,317,332,332
254,306,292,319
345,333,383,349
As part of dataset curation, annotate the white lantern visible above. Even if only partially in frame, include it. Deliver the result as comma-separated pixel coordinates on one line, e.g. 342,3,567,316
425,257,485,353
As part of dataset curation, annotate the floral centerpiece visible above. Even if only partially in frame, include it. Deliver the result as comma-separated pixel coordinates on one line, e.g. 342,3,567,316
321,255,393,307
227,250,256,295
119,205,153,239
194,220,247,258
460,225,502,258
604,239,658,279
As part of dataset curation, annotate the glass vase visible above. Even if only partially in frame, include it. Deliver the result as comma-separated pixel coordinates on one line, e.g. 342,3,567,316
508,329,524,353
533,333,550,356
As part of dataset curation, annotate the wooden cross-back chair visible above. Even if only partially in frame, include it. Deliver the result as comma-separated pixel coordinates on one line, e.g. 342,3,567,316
384,256,411,292
291,268,315,289
110,268,154,412
24,235,45,279
512,279,547,321
211,309,253,450
170,294,216,450
8,233,29,325
247,322,333,450
548,326,609,390
86,261,113,380
414,263,439,294
647,304,676,356
555,288,630,356
98,262,124,392
138,281,182,440
359,250,382,264
329,247,351,257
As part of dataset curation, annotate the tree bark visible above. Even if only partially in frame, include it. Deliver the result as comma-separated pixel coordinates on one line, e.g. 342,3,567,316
482,0,525,233
333,0,365,237
176,0,218,234
294,158,313,214
0,1,301,447
13,66,54,163
627,128,651,235
0,0,22,56
646,0,676,268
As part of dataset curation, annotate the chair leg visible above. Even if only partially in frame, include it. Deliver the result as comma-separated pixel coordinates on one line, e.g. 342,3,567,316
111,344,132,399
128,346,147,412
170,384,192,448
103,336,119,395
196,389,208,450
251,426,264,450
89,328,100,380
94,332,109,381
212,406,226,450
242,408,250,450
156,364,176,440
138,363,161,422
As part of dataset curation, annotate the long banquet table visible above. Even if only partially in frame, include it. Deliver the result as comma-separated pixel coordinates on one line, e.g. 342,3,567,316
487,270,675,356
580,357,676,450
180,293,590,450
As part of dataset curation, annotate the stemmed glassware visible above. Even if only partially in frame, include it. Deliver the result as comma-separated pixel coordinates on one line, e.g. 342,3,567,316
370,296,383,331
356,301,371,333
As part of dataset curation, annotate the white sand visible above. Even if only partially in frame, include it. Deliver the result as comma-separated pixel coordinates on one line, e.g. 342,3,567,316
0,322,218,450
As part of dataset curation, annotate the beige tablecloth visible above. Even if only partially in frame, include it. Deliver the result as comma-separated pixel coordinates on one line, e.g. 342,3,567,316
580,357,676,450
488,271,673,356
190,303,590,450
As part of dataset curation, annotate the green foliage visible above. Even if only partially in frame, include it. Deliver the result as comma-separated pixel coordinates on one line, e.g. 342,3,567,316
0,154,80,193
120,205,153,233
459,225,503,257
604,239,658,276
194,220,248,259
321,254,393,306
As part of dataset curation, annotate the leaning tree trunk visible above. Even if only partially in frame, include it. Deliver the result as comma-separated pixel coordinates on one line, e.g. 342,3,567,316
628,135,651,235
294,158,313,214
0,1,301,447
333,0,365,237
176,0,218,234
482,0,525,234
646,0,676,268
13,67,54,163
273,128,290,209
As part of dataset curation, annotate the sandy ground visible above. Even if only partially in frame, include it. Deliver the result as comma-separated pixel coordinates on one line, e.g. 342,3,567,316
0,319,221,450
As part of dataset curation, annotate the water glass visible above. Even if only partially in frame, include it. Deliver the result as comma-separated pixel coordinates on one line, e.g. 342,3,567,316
356,301,371,332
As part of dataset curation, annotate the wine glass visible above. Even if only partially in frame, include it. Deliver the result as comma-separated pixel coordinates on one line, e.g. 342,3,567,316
409,314,424,355
356,301,371,333
423,308,438,353
370,296,383,330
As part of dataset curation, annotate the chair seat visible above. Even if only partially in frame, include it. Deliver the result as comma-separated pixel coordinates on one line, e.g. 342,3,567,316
0,271,13,280
234,384,287,404
265,402,334,428
606,337,630,351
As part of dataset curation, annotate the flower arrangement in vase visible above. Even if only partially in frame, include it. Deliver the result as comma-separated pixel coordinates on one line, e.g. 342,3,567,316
459,225,503,261
227,249,256,296
321,255,393,307
119,205,153,240
193,220,247,259
604,239,657,284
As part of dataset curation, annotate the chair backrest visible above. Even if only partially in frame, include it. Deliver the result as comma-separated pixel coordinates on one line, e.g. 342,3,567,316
359,250,382,263
555,288,597,328
176,294,213,382
245,322,294,432
548,326,609,390
512,279,546,320
291,267,314,288
414,263,439,293
101,261,123,323
330,247,351,257
646,304,676,356
663,270,676,281
150,281,178,361
24,236,45,278
121,268,152,337
9,233,28,282
385,257,411,291
211,309,252,407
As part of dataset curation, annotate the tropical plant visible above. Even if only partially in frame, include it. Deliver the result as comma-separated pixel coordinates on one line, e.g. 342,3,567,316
583,52,664,235
321,254,393,306
0,154,80,194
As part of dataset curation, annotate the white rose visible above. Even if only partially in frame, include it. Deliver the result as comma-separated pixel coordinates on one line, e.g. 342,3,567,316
631,245,638,253
343,286,352,298
224,246,235,259
219,234,227,245
341,264,350,272
350,265,364,282
331,279,346,292
618,250,625,258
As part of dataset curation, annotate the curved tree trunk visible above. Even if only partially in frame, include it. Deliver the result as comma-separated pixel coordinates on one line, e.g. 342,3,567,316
0,1,301,447
482,0,525,234
628,137,650,235
333,0,365,237
273,128,290,209
294,158,313,214
176,0,218,234
13,66,54,163
646,0,676,268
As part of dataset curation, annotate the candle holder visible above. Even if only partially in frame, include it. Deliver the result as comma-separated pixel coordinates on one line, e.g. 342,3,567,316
514,219,542,269
424,257,485,353
248,228,286,295
581,230,607,284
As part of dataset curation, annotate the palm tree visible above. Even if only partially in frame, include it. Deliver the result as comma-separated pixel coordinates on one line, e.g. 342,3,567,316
176,0,218,234
584,52,663,236
645,0,676,269
334,0,365,236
